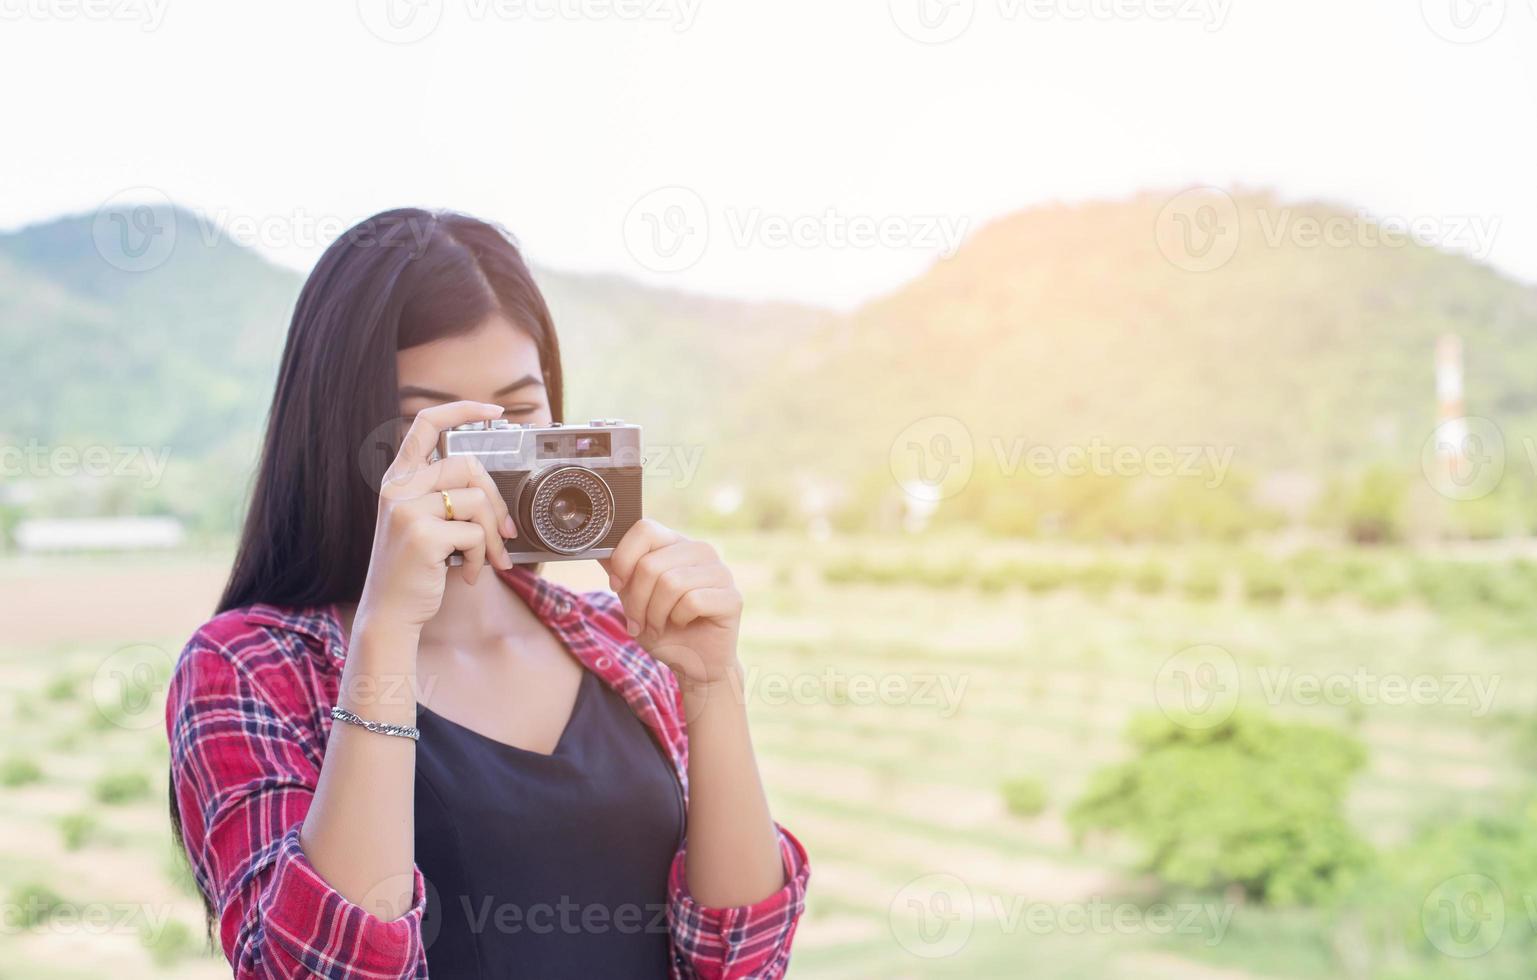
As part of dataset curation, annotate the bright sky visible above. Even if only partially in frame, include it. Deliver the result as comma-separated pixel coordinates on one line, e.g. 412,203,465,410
2,0,1534,309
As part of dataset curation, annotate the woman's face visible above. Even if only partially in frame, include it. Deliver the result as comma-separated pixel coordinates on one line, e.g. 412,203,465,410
396,315,553,425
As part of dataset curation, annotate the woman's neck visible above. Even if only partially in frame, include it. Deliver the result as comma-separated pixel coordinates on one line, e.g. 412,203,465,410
335,568,542,655
421,568,542,651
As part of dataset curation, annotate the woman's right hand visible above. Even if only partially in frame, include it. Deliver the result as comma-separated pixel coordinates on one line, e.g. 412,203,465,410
355,400,519,635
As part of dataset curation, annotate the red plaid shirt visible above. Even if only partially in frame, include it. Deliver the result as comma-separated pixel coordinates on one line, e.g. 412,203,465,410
167,566,809,979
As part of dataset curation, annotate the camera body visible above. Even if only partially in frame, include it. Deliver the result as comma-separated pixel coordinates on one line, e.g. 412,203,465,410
437,419,643,564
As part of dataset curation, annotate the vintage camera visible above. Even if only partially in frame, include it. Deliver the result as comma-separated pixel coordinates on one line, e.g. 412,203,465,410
436,419,643,563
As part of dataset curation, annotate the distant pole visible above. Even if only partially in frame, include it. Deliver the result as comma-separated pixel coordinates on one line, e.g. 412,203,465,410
1435,334,1466,468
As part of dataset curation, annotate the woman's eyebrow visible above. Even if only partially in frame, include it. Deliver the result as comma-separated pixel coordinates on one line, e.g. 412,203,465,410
397,375,545,402
491,375,545,397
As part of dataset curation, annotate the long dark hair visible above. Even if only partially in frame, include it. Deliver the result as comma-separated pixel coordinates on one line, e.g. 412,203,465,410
221,208,564,611
172,208,564,933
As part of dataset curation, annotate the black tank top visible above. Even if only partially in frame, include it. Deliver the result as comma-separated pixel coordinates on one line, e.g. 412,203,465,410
414,668,685,978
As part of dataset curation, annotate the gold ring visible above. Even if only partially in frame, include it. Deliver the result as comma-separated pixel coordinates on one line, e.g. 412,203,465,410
441,490,454,521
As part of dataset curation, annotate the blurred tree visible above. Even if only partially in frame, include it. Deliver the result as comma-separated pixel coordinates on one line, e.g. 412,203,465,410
1069,711,1371,905
1314,464,1407,545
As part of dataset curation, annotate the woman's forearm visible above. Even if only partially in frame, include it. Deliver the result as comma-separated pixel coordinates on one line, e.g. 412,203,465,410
300,620,421,919
679,664,786,907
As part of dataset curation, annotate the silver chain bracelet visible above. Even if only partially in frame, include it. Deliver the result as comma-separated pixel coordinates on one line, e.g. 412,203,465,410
330,705,420,741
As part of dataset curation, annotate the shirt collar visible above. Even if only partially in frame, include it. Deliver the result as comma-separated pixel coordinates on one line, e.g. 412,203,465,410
244,601,346,651
495,564,582,625
244,567,587,667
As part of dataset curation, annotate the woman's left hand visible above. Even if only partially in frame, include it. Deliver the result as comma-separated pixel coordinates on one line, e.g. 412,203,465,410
600,519,743,688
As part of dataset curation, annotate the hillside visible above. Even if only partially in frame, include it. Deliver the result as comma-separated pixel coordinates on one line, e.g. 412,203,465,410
4,193,1536,534
0,208,827,489
760,191,1537,487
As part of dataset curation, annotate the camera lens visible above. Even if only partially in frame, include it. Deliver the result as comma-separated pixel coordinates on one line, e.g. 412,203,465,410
523,466,615,555
550,486,593,532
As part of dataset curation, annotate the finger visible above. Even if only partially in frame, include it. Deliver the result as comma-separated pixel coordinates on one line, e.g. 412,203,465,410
643,563,728,637
619,540,719,635
381,457,443,500
397,400,506,467
432,457,516,561
437,520,488,584
667,587,742,630
597,557,627,594
413,486,510,571
606,518,682,589
437,455,517,541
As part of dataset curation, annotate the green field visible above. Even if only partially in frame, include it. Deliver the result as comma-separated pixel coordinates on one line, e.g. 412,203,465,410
2,536,1533,978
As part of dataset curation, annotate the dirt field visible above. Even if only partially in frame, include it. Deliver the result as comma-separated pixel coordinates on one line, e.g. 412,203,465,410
0,539,1526,978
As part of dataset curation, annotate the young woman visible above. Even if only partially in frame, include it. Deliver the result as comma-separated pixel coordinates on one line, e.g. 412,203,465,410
166,209,809,978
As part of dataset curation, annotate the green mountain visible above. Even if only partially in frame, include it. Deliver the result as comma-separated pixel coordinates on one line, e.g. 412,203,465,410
4,193,1535,536
0,207,295,454
0,207,827,528
759,191,1537,485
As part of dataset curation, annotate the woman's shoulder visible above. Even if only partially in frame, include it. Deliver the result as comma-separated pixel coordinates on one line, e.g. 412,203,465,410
170,603,340,722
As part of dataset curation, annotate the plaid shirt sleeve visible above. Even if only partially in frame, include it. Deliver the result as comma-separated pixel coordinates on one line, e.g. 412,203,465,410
167,619,428,979
664,826,811,979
